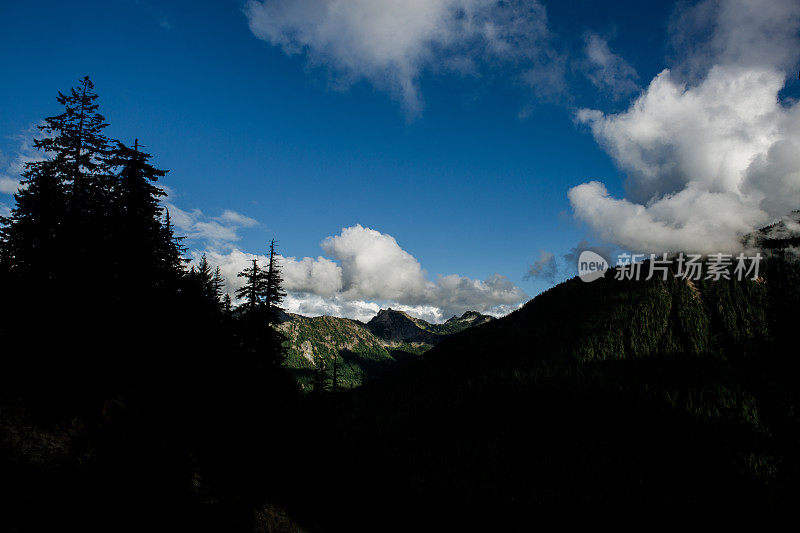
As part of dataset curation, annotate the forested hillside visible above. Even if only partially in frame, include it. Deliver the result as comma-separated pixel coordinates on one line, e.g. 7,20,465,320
279,309,494,390
0,78,301,533
286,246,800,528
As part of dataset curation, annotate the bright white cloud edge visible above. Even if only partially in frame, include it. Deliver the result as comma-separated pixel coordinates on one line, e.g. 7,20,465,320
570,0,800,255
191,224,527,324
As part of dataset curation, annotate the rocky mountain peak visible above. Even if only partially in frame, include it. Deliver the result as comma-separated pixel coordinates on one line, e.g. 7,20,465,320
445,310,493,325
367,308,440,345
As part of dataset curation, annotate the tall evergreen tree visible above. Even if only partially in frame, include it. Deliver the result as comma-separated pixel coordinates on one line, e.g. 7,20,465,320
0,78,303,530
107,139,169,293
264,239,286,323
111,139,166,217
212,267,225,305
0,156,67,278
234,251,287,368
0,77,115,294
158,208,187,280
38,76,112,223
236,259,267,311
312,353,330,394
188,254,231,315
191,254,214,296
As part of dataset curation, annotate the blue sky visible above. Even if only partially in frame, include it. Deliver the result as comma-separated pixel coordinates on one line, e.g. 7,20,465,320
1,0,799,322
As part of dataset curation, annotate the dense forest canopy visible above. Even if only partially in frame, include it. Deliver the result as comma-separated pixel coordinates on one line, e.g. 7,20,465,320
0,78,299,532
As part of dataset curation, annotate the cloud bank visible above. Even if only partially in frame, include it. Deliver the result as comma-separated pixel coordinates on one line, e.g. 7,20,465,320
195,224,527,323
244,0,561,115
570,0,800,254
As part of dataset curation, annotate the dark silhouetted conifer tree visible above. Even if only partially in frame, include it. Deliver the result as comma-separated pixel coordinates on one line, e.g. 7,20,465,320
235,251,286,368
0,77,301,532
236,258,266,311
0,155,67,279
107,138,169,296
39,77,113,287
158,208,187,278
264,239,286,323
212,267,225,305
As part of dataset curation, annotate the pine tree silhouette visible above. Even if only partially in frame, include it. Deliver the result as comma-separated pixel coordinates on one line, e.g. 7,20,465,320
192,254,214,295
212,267,225,307
236,258,267,311
235,249,286,368
41,77,112,210
41,77,113,288
0,153,67,278
0,76,299,532
158,208,187,278
107,138,169,297
0,77,113,283
0,77,196,401
264,239,286,323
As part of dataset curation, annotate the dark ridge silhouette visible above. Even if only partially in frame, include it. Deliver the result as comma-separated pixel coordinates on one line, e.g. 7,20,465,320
286,249,800,529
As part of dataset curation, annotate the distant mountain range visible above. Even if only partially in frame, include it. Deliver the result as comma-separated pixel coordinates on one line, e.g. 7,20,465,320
277,308,494,390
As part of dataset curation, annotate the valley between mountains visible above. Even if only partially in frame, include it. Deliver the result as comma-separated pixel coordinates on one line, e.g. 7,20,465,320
278,309,494,390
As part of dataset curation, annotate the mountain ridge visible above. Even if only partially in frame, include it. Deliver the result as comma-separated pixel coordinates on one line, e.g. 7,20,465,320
292,220,800,528
278,308,495,390
277,215,800,516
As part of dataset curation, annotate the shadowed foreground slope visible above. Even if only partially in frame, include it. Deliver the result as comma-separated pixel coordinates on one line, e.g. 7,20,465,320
292,253,800,528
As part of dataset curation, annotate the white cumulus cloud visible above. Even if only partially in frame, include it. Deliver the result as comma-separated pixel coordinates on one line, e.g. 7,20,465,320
670,0,800,80
321,224,429,302
244,0,559,115
282,255,343,297
569,0,800,254
192,224,527,322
